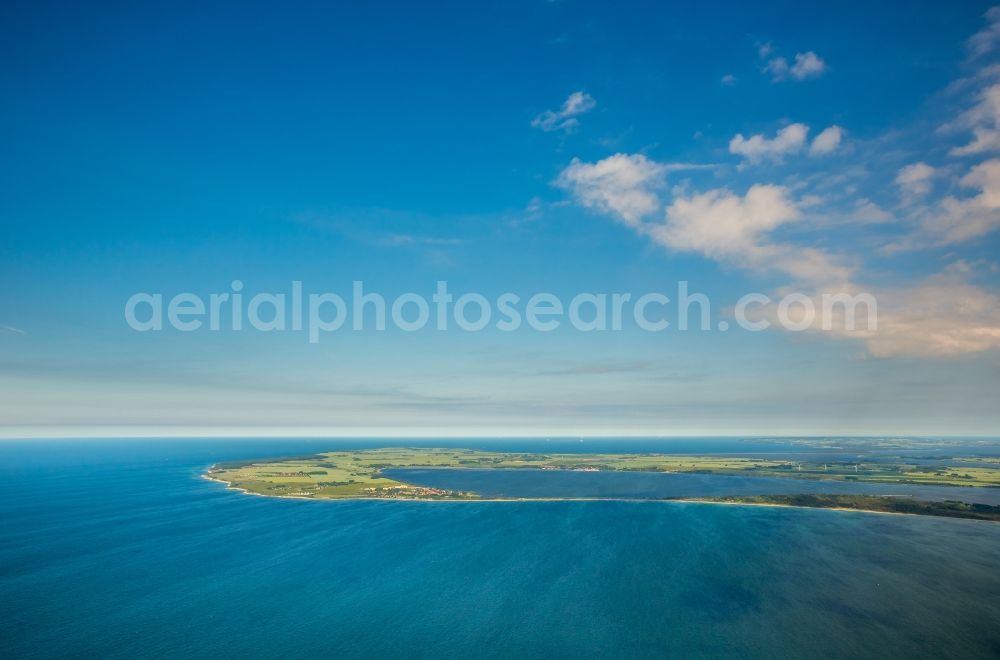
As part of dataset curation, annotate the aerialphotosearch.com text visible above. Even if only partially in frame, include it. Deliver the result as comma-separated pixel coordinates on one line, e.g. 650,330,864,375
124,280,878,343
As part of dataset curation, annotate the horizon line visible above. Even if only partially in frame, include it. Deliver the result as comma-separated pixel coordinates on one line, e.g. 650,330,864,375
0,427,995,441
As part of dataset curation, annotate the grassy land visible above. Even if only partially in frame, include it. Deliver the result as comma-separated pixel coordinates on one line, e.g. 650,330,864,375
205,448,792,499
205,447,1000,500
680,494,1000,522
756,437,1000,450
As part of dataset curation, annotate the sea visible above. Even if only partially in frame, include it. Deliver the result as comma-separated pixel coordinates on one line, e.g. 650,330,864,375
1,438,999,659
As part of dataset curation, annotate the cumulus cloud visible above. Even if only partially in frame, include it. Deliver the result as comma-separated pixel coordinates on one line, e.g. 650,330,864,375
730,124,843,162
763,57,788,80
531,91,596,133
557,154,850,284
729,124,809,163
930,159,1000,242
764,51,827,82
809,126,843,156
548,16,1000,362
949,83,1000,155
557,150,1000,360
866,278,1000,357
850,199,894,224
771,267,1000,358
968,6,1000,60
895,162,936,196
555,153,666,226
892,159,1000,249
655,185,798,257
792,52,827,79
652,185,851,285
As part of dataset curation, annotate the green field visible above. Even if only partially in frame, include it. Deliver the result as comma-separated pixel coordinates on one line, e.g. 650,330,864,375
205,447,1000,500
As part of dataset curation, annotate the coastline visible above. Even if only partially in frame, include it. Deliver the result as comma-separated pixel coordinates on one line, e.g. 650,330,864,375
673,497,913,517
201,471,999,520
211,453,1000,489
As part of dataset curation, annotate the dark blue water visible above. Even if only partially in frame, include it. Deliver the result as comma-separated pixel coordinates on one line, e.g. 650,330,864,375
385,468,1000,505
2,440,1000,659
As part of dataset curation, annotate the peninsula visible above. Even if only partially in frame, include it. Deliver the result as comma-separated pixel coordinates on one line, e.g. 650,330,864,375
204,447,1000,520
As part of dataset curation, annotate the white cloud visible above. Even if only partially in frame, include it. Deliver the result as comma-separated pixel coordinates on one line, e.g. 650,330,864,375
763,57,789,79
949,83,1000,155
555,153,666,226
968,6,1000,60
851,199,894,223
809,126,843,156
934,159,1000,241
729,123,842,162
531,91,597,133
935,159,1000,242
652,185,851,285
765,51,827,82
889,159,1000,249
894,162,936,196
963,159,1000,204
656,185,798,256
720,74,736,86
866,278,1000,357
729,123,809,163
778,267,1000,358
555,145,998,359
790,51,827,79
555,156,848,282
546,19,1000,363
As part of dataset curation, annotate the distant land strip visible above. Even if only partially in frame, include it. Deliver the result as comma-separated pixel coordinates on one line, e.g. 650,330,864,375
202,448,1000,520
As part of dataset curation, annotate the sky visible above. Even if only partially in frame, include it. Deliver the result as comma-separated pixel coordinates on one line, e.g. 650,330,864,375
2,0,1000,438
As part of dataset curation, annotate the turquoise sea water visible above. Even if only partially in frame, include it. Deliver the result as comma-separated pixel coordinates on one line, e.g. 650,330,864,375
1,439,999,659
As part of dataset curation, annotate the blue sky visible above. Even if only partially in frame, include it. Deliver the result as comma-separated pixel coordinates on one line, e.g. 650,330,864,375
2,0,1000,437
